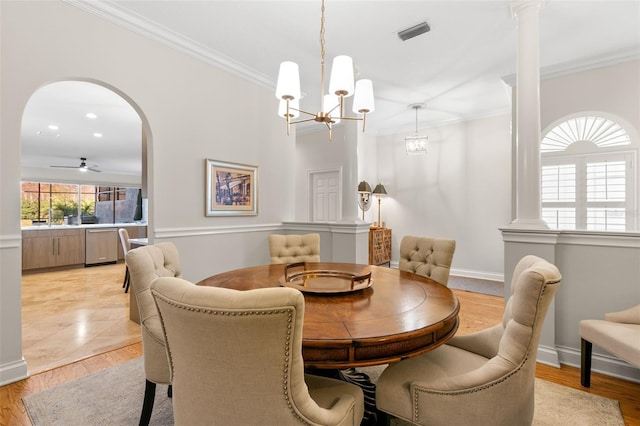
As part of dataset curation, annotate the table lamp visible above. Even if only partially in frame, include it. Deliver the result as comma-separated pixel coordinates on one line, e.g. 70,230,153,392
357,181,372,221
372,183,388,227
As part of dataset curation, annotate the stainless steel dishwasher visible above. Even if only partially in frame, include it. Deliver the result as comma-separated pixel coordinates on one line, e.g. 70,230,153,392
85,228,118,266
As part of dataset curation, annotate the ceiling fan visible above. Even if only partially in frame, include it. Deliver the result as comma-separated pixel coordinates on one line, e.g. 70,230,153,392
50,157,101,173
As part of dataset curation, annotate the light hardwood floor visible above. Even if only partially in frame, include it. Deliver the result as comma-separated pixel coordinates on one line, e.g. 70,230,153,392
21,263,141,375
2,265,639,425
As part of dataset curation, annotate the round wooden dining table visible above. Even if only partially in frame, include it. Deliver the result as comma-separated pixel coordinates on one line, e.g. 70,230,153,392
198,262,460,370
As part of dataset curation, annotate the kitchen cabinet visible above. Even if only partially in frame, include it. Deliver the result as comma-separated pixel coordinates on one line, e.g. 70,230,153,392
22,229,85,270
369,227,392,266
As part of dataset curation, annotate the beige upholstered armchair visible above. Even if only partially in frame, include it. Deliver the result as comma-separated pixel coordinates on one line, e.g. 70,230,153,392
398,235,456,286
125,242,182,426
269,233,321,264
579,304,640,387
151,277,364,425
376,255,561,426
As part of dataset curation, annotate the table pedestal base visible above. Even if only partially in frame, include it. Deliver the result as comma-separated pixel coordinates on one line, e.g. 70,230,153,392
307,368,381,426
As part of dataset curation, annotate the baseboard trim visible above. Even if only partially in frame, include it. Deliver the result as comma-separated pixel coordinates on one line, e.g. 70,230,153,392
536,345,561,368
0,358,29,386
450,268,504,282
557,344,640,384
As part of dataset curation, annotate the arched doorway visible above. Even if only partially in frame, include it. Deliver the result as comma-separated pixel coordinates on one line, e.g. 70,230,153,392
20,79,151,373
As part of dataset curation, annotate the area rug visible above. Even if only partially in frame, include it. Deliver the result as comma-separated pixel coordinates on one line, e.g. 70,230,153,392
23,358,624,425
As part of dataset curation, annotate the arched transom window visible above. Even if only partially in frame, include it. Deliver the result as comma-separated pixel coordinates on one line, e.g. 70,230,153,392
541,115,637,231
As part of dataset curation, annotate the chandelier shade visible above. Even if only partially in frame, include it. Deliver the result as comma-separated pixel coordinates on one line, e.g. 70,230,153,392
275,0,374,139
275,61,300,101
352,79,375,114
329,55,355,97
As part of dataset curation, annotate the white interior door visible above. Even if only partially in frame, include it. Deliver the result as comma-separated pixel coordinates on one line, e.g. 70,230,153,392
310,170,341,222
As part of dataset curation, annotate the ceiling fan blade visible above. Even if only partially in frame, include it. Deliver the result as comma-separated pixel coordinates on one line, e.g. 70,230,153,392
50,158,100,172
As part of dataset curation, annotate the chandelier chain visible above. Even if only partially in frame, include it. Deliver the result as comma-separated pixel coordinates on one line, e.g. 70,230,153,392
320,0,326,109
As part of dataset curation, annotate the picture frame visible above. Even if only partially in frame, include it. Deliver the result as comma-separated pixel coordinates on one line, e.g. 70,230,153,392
206,159,258,216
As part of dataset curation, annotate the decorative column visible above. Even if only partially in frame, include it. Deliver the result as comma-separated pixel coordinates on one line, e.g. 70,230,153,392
505,0,557,367
510,0,548,229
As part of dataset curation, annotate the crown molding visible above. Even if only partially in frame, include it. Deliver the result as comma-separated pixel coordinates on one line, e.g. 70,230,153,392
64,0,275,91
502,47,640,87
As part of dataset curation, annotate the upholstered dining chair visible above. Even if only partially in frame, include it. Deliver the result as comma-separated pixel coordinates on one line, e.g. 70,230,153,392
269,233,321,264
398,235,456,286
126,242,182,426
118,228,131,292
579,304,640,387
151,276,364,426
376,255,561,426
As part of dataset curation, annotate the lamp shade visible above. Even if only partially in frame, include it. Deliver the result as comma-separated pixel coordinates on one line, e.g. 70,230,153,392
405,135,428,155
352,79,375,113
278,98,300,119
324,94,341,124
372,183,387,195
358,180,372,193
329,55,355,97
275,61,301,100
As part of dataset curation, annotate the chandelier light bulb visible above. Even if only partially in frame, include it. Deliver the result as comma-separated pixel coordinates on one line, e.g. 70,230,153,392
278,98,300,119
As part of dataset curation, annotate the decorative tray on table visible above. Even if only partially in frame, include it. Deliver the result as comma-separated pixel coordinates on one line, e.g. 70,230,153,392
279,262,373,294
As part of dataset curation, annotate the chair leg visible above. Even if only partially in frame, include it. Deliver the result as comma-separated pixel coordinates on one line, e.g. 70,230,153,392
139,379,156,426
581,338,592,387
123,267,130,293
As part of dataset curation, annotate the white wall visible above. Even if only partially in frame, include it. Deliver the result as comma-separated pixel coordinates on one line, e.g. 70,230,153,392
375,114,512,279
541,60,640,134
0,0,293,384
295,121,360,223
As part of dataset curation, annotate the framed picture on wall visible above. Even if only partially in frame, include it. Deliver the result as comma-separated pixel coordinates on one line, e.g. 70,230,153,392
206,159,258,216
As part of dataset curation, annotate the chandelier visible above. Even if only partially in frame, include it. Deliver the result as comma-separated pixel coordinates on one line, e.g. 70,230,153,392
275,0,375,140
406,104,428,155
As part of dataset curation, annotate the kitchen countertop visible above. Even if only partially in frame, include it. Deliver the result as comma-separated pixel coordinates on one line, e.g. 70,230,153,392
22,222,147,231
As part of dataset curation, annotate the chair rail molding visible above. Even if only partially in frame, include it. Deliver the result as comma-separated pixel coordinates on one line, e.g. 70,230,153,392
502,227,640,381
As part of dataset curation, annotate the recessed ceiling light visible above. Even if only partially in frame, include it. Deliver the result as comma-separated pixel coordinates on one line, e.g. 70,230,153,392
86,113,97,119
48,124,59,130
93,133,103,138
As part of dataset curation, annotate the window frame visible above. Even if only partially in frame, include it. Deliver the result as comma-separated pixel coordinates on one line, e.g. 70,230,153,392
541,114,638,232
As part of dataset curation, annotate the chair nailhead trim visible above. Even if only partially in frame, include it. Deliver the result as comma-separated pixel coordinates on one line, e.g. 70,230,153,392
412,280,555,423
153,294,311,424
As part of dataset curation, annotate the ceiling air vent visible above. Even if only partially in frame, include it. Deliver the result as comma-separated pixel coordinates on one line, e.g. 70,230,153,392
398,22,430,41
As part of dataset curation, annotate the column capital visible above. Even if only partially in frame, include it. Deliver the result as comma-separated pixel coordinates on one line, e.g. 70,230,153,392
510,0,544,19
